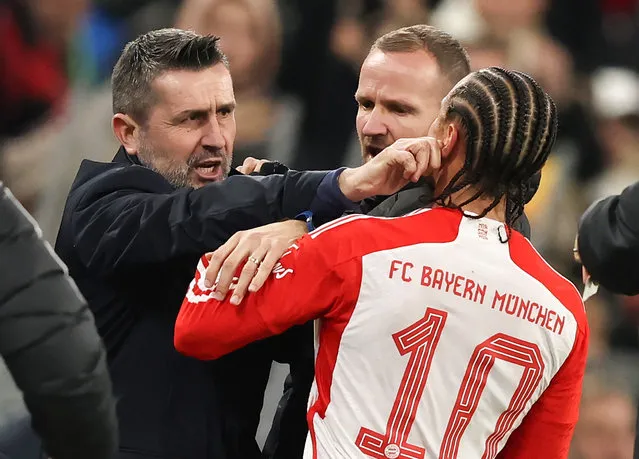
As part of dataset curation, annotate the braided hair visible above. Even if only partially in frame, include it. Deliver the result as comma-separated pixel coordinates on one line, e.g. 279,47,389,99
433,67,558,228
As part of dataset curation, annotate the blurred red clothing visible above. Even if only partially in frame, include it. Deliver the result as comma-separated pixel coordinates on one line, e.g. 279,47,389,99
0,2,68,139
601,0,638,13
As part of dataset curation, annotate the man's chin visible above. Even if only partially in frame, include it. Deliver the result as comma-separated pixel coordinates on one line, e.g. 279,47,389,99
191,168,228,187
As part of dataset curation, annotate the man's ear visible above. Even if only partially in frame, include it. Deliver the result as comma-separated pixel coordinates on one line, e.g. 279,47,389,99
112,113,142,155
440,121,460,161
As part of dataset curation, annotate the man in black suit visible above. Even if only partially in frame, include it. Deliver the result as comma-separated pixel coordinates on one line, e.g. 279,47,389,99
577,181,639,296
55,28,433,459
575,181,639,458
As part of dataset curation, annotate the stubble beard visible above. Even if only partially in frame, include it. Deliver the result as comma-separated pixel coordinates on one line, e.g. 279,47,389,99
137,142,231,189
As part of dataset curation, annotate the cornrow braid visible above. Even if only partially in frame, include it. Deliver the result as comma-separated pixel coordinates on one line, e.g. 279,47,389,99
433,66,558,229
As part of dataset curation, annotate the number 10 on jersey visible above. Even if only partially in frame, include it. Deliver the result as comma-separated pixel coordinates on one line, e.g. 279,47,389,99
355,307,545,459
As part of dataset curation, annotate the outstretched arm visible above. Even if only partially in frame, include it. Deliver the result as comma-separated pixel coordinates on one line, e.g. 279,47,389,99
174,220,361,360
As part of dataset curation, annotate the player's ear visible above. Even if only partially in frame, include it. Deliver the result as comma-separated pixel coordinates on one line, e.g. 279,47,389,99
440,121,460,160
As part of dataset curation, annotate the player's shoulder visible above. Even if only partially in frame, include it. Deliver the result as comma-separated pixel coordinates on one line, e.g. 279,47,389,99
509,232,587,330
310,207,460,239
304,207,462,261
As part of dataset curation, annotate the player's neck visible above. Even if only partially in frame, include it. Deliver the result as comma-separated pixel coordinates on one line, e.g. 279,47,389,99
439,186,507,223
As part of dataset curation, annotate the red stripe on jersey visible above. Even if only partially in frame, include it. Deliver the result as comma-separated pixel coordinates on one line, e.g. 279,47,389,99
306,208,464,455
507,233,586,332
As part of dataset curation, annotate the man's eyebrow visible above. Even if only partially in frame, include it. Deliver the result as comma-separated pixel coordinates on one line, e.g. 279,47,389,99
216,101,237,112
354,93,417,113
174,108,210,118
382,98,418,113
173,101,236,118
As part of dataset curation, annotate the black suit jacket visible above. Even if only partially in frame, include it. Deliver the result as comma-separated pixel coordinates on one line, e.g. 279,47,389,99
54,148,340,459
578,181,639,296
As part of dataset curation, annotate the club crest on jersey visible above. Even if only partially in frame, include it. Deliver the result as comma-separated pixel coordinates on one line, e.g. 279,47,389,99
478,223,489,240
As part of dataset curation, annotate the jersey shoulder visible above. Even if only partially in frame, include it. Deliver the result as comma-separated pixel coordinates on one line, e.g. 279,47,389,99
509,232,587,334
304,208,463,266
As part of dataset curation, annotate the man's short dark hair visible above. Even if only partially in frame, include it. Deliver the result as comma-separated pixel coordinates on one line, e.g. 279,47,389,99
372,25,471,89
111,28,229,122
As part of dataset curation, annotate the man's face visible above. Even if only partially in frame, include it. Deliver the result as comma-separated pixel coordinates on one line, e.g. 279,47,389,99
137,64,236,188
356,49,450,163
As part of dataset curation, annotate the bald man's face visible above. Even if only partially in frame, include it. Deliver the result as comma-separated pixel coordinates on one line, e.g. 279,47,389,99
355,49,451,163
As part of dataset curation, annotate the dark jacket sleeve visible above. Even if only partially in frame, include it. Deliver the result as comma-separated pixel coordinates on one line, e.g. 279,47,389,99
65,167,333,273
578,182,639,295
0,183,117,459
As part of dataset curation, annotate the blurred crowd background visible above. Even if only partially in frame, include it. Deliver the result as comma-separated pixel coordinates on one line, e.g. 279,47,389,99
1,0,638,457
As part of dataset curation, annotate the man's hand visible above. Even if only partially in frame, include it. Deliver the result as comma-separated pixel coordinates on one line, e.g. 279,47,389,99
204,220,308,304
338,137,442,201
236,157,269,175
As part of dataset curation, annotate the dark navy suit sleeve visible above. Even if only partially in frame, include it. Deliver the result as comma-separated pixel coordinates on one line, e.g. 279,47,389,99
310,168,359,221
62,166,354,273
578,182,639,295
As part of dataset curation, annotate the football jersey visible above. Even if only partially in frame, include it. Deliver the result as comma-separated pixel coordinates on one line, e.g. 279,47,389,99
175,208,589,459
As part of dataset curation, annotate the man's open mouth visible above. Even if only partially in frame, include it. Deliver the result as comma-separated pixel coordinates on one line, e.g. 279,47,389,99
194,158,221,172
193,158,224,181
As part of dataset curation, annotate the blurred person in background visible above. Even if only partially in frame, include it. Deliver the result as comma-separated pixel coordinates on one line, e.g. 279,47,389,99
54,28,429,459
570,372,636,459
175,0,285,166
596,0,639,71
0,0,88,141
330,0,431,71
0,0,88,210
0,182,117,459
588,67,639,202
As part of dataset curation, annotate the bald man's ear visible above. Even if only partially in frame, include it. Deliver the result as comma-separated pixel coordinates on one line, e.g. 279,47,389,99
112,113,142,156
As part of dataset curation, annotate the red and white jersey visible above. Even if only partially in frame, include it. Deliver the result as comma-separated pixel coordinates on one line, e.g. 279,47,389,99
175,208,589,459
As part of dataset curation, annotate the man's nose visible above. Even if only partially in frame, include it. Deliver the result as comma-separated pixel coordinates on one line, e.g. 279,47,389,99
201,116,225,150
361,108,389,137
